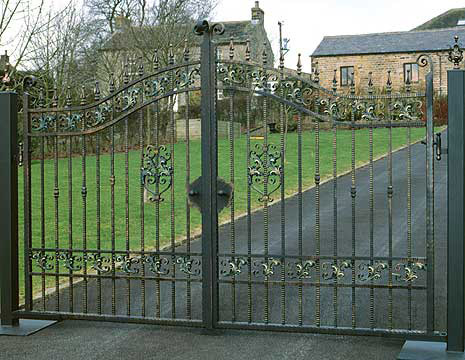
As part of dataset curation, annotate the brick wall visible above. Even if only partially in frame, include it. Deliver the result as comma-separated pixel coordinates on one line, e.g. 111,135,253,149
311,51,452,96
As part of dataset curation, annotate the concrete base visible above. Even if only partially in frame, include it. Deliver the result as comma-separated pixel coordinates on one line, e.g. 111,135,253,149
398,341,465,359
0,319,57,336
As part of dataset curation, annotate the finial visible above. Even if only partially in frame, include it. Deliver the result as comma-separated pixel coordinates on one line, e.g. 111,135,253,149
296,53,302,75
350,72,355,94
386,70,392,93
138,56,144,77
279,52,284,70
109,73,115,93
168,44,174,65
38,87,45,108
123,58,129,84
229,37,235,60
332,69,337,93
448,35,463,69
368,72,373,94
183,39,190,62
80,85,86,105
94,81,100,101
313,62,320,83
405,69,411,93
52,86,58,107
245,39,251,62
262,42,267,66
66,86,72,107
153,49,159,71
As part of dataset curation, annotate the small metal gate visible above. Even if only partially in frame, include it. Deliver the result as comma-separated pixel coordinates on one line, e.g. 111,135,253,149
2,20,450,342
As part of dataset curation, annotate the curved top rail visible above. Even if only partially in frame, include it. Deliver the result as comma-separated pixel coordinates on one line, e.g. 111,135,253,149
28,60,201,114
217,59,426,101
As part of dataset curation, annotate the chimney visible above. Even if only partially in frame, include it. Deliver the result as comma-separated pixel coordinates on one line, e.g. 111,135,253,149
251,1,264,25
114,15,132,31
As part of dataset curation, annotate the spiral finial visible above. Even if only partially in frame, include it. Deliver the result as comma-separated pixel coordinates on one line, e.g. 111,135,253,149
332,69,338,93
297,53,302,75
153,49,159,71
183,39,190,62
229,37,235,60
168,44,174,65
448,35,463,69
94,81,100,101
245,39,251,62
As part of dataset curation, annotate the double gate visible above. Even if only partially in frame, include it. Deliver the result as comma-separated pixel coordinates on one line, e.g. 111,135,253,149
2,20,448,341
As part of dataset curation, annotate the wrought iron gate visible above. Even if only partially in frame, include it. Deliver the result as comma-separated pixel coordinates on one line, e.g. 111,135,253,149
10,20,443,340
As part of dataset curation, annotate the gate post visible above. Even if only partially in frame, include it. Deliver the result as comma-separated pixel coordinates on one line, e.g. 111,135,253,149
195,20,221,331
0,91,56,336
0,92,19,328
447,68,465,353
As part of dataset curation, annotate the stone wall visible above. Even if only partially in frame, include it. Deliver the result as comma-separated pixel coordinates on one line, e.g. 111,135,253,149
175,119,241,141
311,51,452,96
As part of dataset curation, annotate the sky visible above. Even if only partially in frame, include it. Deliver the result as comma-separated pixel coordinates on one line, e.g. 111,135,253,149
212,0,465,72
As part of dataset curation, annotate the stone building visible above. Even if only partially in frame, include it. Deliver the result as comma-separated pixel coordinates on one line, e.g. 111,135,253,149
101,1,274,68
311,26,465,95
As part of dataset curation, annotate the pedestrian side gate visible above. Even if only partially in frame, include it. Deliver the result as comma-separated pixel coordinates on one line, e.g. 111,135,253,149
1,20,465,353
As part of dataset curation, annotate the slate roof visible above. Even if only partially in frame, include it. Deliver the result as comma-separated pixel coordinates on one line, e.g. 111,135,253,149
312,27,465,57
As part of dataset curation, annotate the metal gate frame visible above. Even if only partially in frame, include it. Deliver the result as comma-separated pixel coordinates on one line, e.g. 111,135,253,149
0,20,464,356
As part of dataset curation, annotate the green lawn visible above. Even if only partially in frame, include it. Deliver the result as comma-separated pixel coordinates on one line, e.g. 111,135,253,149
19,127,427,300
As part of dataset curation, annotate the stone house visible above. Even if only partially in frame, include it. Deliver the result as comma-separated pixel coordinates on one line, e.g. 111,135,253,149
311,26,465,96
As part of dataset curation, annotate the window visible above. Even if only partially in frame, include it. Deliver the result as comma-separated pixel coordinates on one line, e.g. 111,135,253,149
340,66,354,86
404,63,419,83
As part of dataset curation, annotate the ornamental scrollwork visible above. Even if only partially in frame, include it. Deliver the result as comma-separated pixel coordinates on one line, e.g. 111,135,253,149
31,114,56,132
358,262,388,282
174,67,200,89
145,75,170,98
220,258,247,277
393,262,426,282
253,258,281,277
322,261,351,280
31,252,54,271
57,253,83,272
176,256,201,276
217,63,247,86
115,255,140,274
391,98,423,121
141,145,173,202
145,255,169,275
85,253,111,273
248,143,282,203
287,260,316,279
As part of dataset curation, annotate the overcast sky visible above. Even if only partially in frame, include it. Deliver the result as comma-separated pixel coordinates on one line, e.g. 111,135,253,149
213,0,465,72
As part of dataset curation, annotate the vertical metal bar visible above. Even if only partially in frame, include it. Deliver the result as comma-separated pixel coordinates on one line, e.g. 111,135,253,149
96,131,102,315
246,74,252,324
53,97,60,312
110,116,116,316
407,98,413,331
0,92,19,326
350,97,356,329
139,86,146,318
369,106,374,329
82,121,88,315
40,124,46,310
170,61,176,320
387,88,394,331
263,87,270,325
297,111,303,326
125,115,130,317
23,93,32,311
279,57,286,326
185,69,192,321
425,70,435,334
315,110,321,328
199,24,219,330
154,99,161,319
447,69,465,352
229,91,236,322
332,120,338,328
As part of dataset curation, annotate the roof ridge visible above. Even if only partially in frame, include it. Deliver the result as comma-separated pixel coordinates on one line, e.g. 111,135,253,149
322,25,465,39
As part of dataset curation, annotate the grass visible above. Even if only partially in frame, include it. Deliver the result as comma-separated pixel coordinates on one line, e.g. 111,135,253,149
18,127,427,300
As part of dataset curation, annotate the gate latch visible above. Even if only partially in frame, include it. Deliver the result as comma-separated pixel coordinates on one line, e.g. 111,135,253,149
188,177,233,213
421,133,446,161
